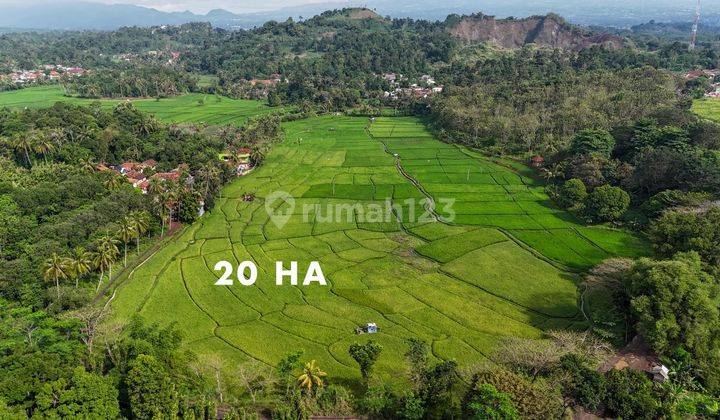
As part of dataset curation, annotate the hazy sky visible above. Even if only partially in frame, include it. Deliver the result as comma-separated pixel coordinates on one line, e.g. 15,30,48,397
0,0,342,13
0,0,710,15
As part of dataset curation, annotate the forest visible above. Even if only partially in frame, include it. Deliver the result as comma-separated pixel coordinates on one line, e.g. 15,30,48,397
65,66,199,99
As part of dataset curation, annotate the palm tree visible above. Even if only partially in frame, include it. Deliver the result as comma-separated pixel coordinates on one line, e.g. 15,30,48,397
156,199,170,237
42,253,70,299
297,360,326,394
197,163,220,200
249,148,265,167
162,181,180,234
136,115,159,136
117,217,137,267
104,174,123,191
94,234,119,292
79,157,96,172
32,131,54,164
68,246,93,287
147,177,164,197
129,211,150,255
11,134,33,167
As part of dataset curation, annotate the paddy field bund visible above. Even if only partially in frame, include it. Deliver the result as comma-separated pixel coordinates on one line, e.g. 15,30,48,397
108,114,649,382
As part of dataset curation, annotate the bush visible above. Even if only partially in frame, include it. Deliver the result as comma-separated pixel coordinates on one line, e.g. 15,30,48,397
463,383,518,419
584,185,630,222
642,189,711,218
557,354,606,411
470,369,563,419
557,178,588,209
603,369,660,419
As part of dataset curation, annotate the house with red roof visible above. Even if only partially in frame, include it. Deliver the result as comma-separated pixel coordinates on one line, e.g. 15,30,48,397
530,156,545,167
119,162,140,174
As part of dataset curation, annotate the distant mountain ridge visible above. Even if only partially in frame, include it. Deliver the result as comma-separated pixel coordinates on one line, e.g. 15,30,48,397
0,2,208,30
1,0,720,31
448,14,625,50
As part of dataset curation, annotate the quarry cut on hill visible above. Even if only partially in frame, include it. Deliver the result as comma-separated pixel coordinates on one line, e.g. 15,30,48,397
448,13,625,50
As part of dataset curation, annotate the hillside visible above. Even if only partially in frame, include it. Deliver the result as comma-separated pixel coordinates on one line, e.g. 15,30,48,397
448,13,625,50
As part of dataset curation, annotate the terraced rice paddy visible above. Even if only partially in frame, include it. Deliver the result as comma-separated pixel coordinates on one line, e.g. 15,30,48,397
110,115,650,382
0,85,277,125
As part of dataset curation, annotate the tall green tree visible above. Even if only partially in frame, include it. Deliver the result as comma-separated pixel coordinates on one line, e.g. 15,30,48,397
103,174,123,191
129,211,150,255
349,340,383,382
196,162,221,201
35,367,120,418
32,130,54,164
570,129,616,158
626,252,720,389
584,185,630,222
10,134,33,167
42,252,70,299
116,216,137,267
94,234,119,291
125,354,177,419
67,246,93,287
463,383,518,420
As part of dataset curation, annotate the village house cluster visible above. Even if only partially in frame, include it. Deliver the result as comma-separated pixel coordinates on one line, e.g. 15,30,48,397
684,69,720,98
381,72,444,100
98,160,192,194
1,65,85,85
114,50,181,65
246,74,283,88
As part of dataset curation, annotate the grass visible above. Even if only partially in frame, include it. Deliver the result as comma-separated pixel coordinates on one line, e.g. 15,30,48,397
0,85,279,126
692,98,720,123
105,114,649,383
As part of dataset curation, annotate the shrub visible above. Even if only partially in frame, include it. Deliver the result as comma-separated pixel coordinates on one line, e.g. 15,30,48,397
603,369,660,419
642,189,711,218
557,354,606,411
470,369,563,419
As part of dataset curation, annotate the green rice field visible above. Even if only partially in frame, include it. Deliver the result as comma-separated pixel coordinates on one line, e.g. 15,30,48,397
109,115,650,383
692,98,720,123
0,85,277,125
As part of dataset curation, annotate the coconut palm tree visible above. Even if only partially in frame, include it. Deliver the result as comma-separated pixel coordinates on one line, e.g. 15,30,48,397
297,360,326,394
147,177,164,197
197,163,220,200
10,134,33,167
42,253,70,299
32,131,55,164
162,181,180,233
104,174,123,191
129,211,150,255
249,148,265,167
136,115,159,136
94,234,119,292
67,246,93,287
116,217,137,267
79,157,96,173
156,199,170,237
